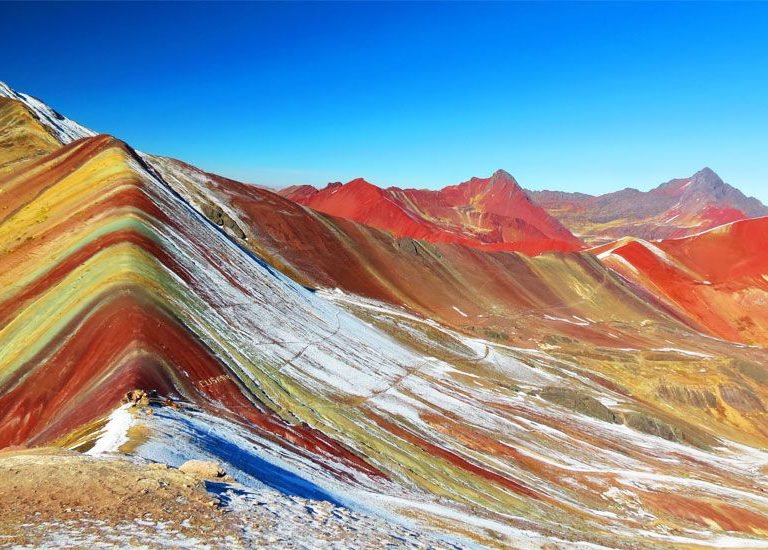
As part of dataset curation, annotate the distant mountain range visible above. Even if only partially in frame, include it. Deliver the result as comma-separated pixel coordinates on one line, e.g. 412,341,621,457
284,167,768,248
281,169,583,255
529,167,768,244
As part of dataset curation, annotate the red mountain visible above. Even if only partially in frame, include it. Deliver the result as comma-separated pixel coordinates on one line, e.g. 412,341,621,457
281,170,583,255
592,216,768,345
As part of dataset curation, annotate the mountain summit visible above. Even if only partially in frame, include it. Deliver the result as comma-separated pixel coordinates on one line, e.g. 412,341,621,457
691,166,721,184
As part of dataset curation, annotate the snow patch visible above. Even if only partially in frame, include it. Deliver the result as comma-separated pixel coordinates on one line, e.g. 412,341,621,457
654,347,713,359
86,404,134,456
451,306,468,317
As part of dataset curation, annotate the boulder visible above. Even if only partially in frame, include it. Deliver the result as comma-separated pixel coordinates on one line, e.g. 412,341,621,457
122,389,150,407
538,386,617,423
179,460,226,479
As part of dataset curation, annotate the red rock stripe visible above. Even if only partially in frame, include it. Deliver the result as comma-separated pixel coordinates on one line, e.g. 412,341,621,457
0,289,385,479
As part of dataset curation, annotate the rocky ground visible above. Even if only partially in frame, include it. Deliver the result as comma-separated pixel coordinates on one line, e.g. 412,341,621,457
0,448,451,549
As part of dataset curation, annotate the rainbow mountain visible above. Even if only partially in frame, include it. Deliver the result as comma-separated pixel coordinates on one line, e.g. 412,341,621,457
2,82,768,548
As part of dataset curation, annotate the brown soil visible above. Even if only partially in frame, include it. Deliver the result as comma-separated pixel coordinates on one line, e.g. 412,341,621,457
0,447,245,547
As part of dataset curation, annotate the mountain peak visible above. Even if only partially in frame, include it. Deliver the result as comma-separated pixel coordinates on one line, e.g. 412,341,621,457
653,167,725,196
695,166,717,177
491,168,514,180
478,169,522,194
343,177,382,193
689,167,724,189
346,177,374,186
489,168,519,185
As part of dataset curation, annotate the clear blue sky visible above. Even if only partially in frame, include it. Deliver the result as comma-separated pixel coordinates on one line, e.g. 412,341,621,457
2,2,767,200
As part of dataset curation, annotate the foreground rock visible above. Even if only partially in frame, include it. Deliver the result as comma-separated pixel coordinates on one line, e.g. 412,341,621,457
179,459,226,479
0,448,449,549
0,448,236,547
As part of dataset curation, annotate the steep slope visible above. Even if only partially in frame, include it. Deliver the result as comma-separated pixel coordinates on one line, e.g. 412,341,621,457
594,217,768,346
281,170,583,255
530,168,768,244
0,134,386,481
0,97,61,173
151,155,682,350
0,81,95,143
4,84,768,547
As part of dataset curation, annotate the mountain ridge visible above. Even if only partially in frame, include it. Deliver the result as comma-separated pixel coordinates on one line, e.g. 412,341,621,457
528,167,768,243
280,168,584,255
282,165,767,246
